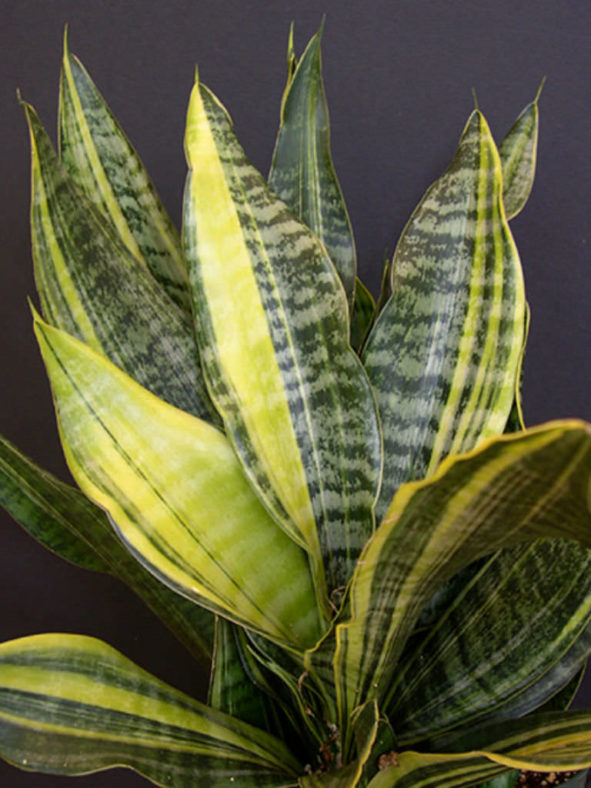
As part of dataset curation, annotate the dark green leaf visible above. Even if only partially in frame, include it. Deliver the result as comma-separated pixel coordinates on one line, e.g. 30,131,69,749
269,24,357,306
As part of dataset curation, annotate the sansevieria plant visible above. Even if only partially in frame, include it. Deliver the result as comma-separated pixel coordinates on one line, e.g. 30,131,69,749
2,23,591,788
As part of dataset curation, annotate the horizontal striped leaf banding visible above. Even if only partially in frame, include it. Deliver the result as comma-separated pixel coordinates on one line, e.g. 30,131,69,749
268,26,357,306
25,101,217,424
184,79,382,597
59,40,192,311
364,110,525,521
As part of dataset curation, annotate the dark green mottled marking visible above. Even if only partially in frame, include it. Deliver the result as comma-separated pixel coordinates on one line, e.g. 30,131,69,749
269,27,356,307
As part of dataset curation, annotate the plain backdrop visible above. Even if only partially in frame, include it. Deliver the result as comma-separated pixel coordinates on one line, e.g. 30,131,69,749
1,1,591,785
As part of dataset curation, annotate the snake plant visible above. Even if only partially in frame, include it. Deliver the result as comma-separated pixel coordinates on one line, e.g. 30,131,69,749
2,24,591,788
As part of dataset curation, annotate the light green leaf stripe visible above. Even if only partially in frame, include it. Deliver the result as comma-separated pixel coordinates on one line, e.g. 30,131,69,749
59,33,191,311
499,81,543,221
363,110,525,520
34,315,321,651
390,538,591,745
183,76,382,599
269,25,357,306
366,713,591,787
24,101,218,425
332,422,591,751
0,432,215,664
0,633,300,787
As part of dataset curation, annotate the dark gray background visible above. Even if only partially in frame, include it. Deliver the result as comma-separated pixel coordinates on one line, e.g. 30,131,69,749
1,1,591,785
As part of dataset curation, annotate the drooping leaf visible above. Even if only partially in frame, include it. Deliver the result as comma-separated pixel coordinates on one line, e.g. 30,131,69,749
59,33,191,311
350,278,376,352
0,430,216,664
0,633,301,787
269,24,357,306
24,100,218,424
363,110,525,520
366,711,591,787
183,75,382,601
34,315,322,651
328,422,591,752
0,433,108,573
499,80,544,221
389,538,591,745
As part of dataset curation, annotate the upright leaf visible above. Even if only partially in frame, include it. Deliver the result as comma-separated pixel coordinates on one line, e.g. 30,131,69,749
330,422,591,752
34,315,322,651
389,538,591,745
0,634,301,787
24,101,217,424
499,80,544,221
209,618,286,735
269,25,357,306
183,76,382,600
363,110,525,520
59,34,191,310
0,433,215,664
350,278,376,352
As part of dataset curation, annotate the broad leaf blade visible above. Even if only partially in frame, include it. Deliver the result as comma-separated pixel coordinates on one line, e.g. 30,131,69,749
0,633,301,787
269,25,357,306
59,37,191,311
390,539,591,745
331,422,591,750
363,110,525,520
0,431,215,664
499,81,543,221
183,77,382,599
34,316,322,651
24,101,217,424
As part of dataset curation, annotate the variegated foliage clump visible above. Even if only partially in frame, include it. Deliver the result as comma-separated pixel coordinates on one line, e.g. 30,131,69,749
1,25,591,788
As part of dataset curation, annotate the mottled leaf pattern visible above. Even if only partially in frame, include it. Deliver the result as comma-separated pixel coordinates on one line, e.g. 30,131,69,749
0,634,301,787
499,81,544,221
59,36,191,310
269,26,357,305
364,111,525,520
390,539,591,744
35,316,321,650
24,101,217,424
183,77,381,600
333,423,591,751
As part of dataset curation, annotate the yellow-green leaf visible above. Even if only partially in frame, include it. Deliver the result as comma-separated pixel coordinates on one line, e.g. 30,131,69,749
0,633,301,787
34,314,322,651
183,75,382,602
